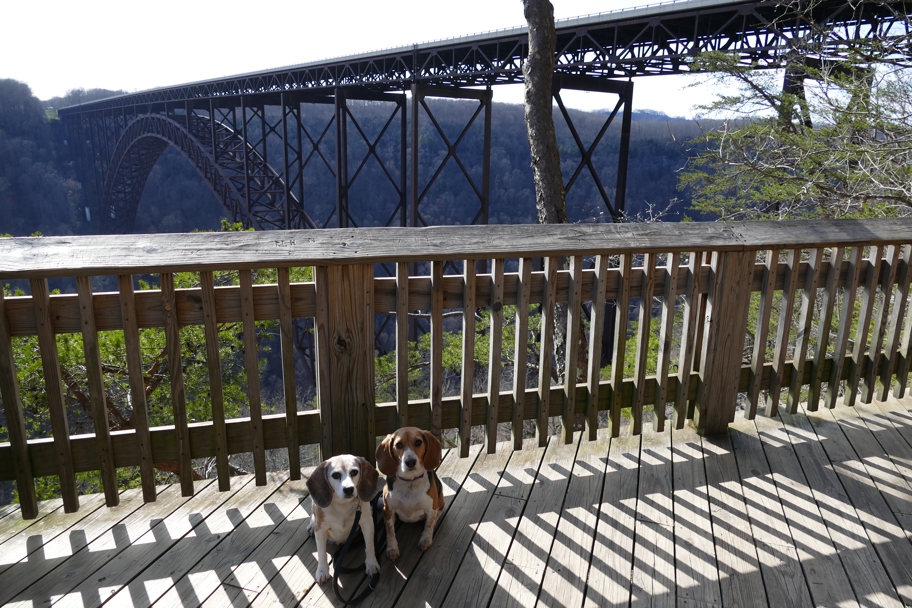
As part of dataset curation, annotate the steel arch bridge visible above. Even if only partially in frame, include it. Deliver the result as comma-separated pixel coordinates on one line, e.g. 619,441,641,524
58,0,910,234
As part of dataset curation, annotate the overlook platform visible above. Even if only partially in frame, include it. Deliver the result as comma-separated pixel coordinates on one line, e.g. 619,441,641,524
2,396,912,608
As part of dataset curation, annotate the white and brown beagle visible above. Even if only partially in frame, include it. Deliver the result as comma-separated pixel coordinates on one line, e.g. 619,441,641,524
305,454,380,584
375,427,444,560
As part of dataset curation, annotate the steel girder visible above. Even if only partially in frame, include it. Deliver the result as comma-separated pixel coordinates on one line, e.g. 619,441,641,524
57,0,908,114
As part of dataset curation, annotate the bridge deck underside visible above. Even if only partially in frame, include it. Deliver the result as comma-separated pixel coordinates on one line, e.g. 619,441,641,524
3,395,912,607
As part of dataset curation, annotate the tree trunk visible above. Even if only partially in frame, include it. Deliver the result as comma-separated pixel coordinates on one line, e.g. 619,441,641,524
522,0,568,226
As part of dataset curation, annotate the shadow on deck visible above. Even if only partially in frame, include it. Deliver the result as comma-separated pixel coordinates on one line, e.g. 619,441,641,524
2,396,912,608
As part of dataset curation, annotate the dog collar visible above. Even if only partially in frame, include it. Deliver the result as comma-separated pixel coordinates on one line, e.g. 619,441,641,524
397,472,426,483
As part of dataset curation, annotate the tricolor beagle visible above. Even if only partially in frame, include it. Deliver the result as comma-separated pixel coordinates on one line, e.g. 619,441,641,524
375,427,444,560
305,454,380,584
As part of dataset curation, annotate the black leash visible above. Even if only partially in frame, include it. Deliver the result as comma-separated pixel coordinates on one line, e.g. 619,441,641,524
332,490,386,606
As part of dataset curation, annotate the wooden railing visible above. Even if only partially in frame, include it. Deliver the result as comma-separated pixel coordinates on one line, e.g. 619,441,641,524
3,218,912,519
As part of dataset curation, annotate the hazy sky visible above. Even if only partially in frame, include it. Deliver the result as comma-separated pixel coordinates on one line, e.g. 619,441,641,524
2,0,719,116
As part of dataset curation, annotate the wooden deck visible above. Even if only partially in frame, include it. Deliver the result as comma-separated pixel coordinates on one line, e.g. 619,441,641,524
2,397,912,608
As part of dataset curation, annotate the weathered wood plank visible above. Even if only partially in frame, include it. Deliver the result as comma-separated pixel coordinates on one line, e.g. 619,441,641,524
752,413,859,607
808,247,841,410
5,219,912,280
161,272,195,496
654,252,679,431
747,249,779,418
199,270,231,491
826,246,864,408
845,246,884,407
431,260,444,438
729,417,813,607
863,245,899,403
489,435,578,608
632,252,657,436
396,261,409,428
29,277,79,512
487,258,504,453
609,253,632,437
880,247,912,400
537,257,559,445
562,256,583,444
767,249,800,417
460,259,477,458
277,266,301,475
538,431,607,608
513,258,533,450
675,253,702,428
239,269,266,486
779,407,904,608
0,287,37,519
802,404,912,606
439,439,546,608
787,247,824,413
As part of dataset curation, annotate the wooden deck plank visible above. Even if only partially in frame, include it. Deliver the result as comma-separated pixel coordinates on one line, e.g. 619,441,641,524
537,431,609,608
489,435,579,608
778,407,904,608
0,487,158,605
0,492,106,576
801,405,912,606
0,498,64,543
630,424,675,608
394,444,513,607
700,431,767,608
62,476,254,608
752,413,860,607
671,424,723,608
583,432,639,608
440,438,547,608
155,472,303,607
852,401,912,491
728,417,814,607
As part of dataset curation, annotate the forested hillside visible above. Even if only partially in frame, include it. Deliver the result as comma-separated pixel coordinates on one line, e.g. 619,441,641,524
0,78,702,237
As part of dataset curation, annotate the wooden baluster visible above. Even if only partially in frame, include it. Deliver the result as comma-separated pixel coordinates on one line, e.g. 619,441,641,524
632,252,657,436
77,276,119,506
748,250,779,419
512,258,532,450
0,288,37,518
585,255,608,440
278,267,301,475
845,246,884,408
430,260,444,440
198,270,230,490
537,256,558,445
863,244,899,403
562,255,582,445
160,273,194,495
674,252,702,429
694,250,754,433
826,247,864,408
808,247,842,411
767,249,800,417
486,258,504,454
787,247,824,414
609,253,632,438
396,261,410,429
882,244,912,400
117,275,156,502
460,259,477,457
314,266,332,459
654,252,680,431
239,270,266,486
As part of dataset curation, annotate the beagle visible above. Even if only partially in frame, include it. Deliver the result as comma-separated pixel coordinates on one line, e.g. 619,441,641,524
375,427,444,560
305,454,381,584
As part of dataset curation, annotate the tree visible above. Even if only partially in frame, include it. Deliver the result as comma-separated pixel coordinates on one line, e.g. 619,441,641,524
679,5,912,220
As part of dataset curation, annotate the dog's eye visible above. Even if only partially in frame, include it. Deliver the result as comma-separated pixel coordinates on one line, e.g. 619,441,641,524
351,470,358,477
331,472,341,480
415,439,422,447
395,442,404,450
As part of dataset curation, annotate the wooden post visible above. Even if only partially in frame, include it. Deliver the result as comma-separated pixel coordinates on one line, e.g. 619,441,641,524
694,250,754,434
314,264,376,462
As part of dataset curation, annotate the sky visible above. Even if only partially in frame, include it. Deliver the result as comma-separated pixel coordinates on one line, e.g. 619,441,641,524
1,0,719,117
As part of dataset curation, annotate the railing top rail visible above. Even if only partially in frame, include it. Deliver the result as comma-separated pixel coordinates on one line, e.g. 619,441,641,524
2,218,911,280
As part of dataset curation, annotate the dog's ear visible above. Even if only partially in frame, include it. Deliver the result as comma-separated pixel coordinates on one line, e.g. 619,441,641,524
356,457,379,502
422,430,442,471
375,434,398,477
306,461,334,508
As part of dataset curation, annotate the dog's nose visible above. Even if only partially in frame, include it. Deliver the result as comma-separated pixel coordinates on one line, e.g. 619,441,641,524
405,458,417,469
343,486,354,496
